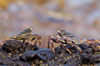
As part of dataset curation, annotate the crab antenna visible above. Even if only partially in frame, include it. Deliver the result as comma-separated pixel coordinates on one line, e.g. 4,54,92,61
48,36,51,48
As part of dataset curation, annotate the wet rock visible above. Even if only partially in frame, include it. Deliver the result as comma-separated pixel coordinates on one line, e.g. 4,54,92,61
80,47,100,64
0,35,100,66
2,40,25,54
0,59,30,66
36,48,55,61
20,51,36,62
78,44,89,50
20,48,55,63
2,40,40,55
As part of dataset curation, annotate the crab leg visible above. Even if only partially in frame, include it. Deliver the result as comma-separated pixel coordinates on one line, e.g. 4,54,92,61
48,36,51,48
66,48,72,55
37,37,41,47
48,36,55,53
65,37,82,53
49,41,55,53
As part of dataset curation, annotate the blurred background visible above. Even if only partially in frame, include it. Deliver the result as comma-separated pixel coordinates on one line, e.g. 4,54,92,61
0,0,100,47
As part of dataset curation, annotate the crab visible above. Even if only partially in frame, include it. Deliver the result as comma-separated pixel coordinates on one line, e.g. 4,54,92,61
11,27,33,43
11,27,41,46
57,29,81,44
48,29,82,54
0,27,42,47
0,27,32,44
25,34,42,46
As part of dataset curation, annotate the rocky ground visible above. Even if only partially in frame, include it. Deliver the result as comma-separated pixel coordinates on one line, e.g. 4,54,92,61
0,29,99,66
0,40,100,66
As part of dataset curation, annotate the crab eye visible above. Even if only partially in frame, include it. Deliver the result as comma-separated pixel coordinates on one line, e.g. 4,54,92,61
31,38,36,41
